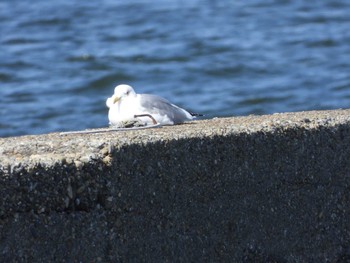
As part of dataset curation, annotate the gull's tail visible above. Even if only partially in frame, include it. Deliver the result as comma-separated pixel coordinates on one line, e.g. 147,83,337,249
189,112,204,117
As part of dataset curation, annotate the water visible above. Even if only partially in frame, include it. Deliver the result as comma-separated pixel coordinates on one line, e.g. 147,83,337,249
1,0,350,137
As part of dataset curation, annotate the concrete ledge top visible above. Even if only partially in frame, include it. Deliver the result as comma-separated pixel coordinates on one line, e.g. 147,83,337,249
1,109,350,172
1,109,350,262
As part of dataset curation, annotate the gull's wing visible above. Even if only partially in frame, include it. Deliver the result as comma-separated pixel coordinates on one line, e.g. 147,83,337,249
139,94,193,124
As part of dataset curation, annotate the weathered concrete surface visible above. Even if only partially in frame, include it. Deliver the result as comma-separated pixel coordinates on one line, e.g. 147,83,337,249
1,109,350,262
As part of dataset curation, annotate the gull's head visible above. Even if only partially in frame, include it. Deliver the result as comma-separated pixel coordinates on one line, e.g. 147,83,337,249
114,84,136,97
107,84,136,108
111,84,136,104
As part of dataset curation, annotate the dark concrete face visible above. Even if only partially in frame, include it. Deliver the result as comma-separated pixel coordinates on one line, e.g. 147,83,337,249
1,109,350,262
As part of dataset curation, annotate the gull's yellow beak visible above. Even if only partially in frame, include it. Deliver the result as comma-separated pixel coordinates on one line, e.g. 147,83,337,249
112,95,120,104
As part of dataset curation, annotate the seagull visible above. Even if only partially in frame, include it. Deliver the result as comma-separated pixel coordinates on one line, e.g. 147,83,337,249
106,84,201,126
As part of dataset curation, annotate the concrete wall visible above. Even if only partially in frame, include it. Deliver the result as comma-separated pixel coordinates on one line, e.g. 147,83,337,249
1,109,350,262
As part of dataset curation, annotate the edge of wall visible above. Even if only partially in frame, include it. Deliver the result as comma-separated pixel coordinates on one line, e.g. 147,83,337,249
1,109,350,262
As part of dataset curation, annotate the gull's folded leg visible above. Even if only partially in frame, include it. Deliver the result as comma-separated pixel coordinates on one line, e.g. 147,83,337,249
134,114,158,125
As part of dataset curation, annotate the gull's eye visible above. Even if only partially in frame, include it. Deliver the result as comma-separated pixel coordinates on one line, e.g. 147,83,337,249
126,91,130,95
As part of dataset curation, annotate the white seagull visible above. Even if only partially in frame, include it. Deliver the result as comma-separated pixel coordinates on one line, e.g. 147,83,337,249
106,84,201,126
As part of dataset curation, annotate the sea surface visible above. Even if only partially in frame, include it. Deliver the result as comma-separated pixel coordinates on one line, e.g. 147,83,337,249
1,0,350,137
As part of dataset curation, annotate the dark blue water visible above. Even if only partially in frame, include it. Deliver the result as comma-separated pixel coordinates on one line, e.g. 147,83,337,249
1,0,350,137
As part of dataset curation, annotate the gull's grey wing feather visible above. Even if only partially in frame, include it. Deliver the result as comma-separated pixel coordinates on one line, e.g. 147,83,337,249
139,94,191,123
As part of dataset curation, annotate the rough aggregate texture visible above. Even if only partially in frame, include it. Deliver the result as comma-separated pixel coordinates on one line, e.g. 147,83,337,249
1,109,350,262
